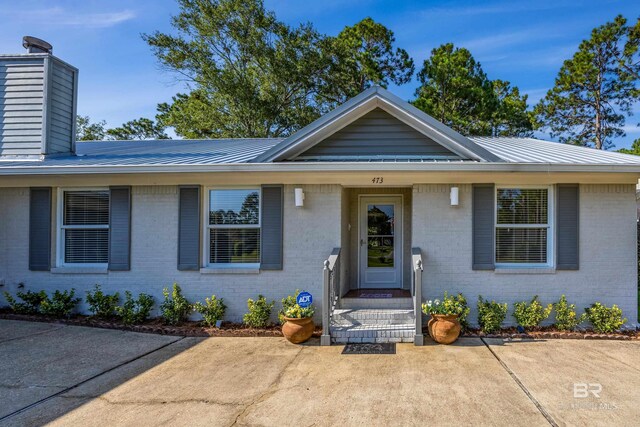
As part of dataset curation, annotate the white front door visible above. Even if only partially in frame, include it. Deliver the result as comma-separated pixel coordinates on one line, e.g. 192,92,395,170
359,196,403,288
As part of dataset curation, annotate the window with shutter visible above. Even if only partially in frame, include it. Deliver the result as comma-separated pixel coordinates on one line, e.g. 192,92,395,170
495,187,553,266
207,189,260,266
60,190,110,265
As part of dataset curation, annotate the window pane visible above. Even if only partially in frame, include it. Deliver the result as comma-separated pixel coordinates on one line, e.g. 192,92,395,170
367,237,394,267
496,228,547,263
497,189,548,225
209,189,260,225
367,204,394,236
64,229,109,263
64,191,110,225
210,228,260,264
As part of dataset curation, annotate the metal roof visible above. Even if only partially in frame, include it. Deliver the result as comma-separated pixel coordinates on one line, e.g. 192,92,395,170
471,137,640,165
1,136,640,175
0,138,281,168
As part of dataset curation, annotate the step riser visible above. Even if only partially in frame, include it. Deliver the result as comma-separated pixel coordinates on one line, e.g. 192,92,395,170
332,321,413,327
330,307,417,344
333,337,415,344
340,298,413,309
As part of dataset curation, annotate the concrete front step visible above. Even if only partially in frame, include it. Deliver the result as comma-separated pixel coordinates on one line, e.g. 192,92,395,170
330,308,417,343
340,297,413,309
332,309,414,325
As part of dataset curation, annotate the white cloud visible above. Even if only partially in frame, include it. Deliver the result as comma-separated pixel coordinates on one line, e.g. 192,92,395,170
622,124,640,134
416,0,574,18
459,28,564,53
2,6,136,29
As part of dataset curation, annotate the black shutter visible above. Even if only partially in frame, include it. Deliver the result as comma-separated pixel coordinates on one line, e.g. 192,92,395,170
108,186,131,271
472,184,495,270
556,184,579,270
260,185,283,270
29,187,52,271
178,186,201,270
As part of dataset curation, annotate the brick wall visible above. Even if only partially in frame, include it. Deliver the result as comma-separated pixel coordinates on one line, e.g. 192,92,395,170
1,182,637,326
0,185,342,322
412,184,638,325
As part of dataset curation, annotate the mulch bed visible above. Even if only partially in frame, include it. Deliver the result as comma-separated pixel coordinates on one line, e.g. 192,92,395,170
458,326,639,341
1,310,637,341
0,310,322,338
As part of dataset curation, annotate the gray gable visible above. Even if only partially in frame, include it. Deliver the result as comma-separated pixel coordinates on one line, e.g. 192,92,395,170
292,108,464,161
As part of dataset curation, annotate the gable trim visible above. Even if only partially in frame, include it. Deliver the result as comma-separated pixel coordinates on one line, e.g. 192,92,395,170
252,87,502,163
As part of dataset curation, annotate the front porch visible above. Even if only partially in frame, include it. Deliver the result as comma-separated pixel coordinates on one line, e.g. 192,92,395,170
319,186,424,345
322,187,422,345
321,247,424,345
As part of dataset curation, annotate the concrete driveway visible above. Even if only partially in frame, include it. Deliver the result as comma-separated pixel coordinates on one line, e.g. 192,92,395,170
1,320,639,427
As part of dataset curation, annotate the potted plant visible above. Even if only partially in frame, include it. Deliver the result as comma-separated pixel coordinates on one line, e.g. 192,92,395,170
422,292,467,344
282,304,315,344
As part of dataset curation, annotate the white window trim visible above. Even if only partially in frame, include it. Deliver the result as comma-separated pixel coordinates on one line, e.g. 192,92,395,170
494,185,554,269
56,187,110,268
203,187,262,269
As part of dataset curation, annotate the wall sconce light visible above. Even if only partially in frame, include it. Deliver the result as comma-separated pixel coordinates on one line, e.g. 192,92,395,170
450,186,459,206
294,188,305,207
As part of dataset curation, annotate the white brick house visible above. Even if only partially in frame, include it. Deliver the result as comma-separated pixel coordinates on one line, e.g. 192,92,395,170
1,39,638,344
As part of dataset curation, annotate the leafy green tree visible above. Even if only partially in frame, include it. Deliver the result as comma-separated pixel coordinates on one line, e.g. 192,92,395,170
321,17,414,104
535,16,640,149
144,0,331,139
414,44,493,135
76,115,107,141
490,80,534,137
106,117,170,140
413,43,531,136
617,138,640,155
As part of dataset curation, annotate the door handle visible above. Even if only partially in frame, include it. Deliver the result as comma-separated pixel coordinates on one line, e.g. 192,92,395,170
360,239,365,246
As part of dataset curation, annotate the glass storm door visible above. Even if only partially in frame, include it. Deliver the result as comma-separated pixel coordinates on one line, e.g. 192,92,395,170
359,196,403,288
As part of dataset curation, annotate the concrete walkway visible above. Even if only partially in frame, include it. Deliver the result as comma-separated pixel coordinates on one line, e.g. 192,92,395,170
1,320,639,426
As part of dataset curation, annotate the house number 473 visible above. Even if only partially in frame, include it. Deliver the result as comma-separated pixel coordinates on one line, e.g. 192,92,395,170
371,177,384,184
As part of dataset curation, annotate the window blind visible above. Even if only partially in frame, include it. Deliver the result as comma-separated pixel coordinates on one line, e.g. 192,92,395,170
64,191,110,225
210,229,260,264
65,229,109,264
63,191,109,264
208,189,260,264
496,228,547,263
496,188,549,264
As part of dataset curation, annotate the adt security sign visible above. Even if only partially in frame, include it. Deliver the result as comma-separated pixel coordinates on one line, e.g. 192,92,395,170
297,292,313,308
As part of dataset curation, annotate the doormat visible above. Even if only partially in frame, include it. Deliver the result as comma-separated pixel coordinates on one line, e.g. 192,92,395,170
359,293,393,299
342,343,396,355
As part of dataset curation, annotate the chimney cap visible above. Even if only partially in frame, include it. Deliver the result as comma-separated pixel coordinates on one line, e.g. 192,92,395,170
22,36,52,54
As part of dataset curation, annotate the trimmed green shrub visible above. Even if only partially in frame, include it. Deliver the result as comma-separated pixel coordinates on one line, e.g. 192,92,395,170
86,285,120,318
279,290,300,325
243,295,275,328
116,291,155,325
477,296,508,334
512,296,552,329
194,295,227,327
584,302,627,333
40,289,81,318
3,290,47,314
553,295,586,331
160,283,192,325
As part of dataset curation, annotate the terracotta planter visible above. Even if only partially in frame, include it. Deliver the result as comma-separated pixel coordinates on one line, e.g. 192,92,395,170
282,317,314,343
427,314,461,344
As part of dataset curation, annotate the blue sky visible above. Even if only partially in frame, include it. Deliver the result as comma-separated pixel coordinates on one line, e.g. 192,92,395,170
1,0,638,147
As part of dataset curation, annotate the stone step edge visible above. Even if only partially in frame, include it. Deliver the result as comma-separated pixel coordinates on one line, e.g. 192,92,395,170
332,337,416,344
